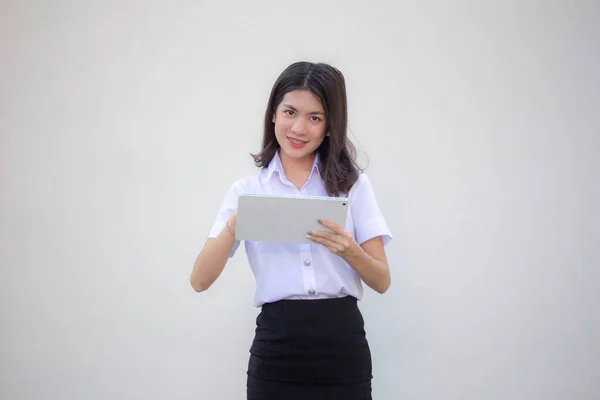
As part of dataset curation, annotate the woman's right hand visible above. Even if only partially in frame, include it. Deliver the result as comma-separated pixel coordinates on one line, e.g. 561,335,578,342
226,209,238,235
190,208,239,292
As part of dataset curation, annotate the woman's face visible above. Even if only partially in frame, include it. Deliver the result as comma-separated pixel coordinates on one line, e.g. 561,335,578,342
272,89,327,163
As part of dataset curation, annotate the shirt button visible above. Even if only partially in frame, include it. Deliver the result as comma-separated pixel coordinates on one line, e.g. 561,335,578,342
308,289,316,295
303,259,311,266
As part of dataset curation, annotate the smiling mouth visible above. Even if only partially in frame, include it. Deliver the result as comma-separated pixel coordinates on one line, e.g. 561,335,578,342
287,137,308,145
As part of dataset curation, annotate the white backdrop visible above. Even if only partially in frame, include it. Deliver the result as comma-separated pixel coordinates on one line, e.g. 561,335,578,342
1,1,599,399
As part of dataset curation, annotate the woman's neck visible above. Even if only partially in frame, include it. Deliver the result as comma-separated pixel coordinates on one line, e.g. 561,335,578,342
279,150,315,173
279,150,316,188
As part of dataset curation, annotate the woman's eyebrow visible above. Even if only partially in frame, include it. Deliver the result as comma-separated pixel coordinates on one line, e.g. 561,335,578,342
282,104,324,115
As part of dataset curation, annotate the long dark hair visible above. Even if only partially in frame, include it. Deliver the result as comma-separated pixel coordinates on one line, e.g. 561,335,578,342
251,61,360,197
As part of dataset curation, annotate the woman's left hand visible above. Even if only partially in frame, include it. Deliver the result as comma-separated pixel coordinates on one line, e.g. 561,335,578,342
307,219,360,259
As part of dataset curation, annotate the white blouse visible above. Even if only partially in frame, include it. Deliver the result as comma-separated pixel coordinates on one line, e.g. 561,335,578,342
209,151,392,307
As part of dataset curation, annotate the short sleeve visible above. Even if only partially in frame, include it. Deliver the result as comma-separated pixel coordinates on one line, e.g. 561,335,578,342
349,172,393,246
208,181,242,258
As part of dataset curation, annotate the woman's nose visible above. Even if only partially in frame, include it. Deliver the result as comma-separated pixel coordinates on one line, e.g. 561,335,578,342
292,119,308,135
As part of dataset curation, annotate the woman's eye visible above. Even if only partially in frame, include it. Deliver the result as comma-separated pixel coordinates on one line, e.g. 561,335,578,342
284,110,295,115
311,116,321,122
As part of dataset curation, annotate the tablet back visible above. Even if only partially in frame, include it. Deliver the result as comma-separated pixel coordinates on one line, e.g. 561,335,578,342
235,193,349,243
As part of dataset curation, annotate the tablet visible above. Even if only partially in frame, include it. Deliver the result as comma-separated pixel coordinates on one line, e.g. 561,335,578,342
235,193,349,243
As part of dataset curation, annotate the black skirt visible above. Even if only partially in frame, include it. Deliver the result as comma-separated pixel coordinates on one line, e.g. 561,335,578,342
246,296,373,400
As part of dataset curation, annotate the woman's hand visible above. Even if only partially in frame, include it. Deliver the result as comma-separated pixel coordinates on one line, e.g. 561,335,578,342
225,210,238,236
307,218,391,294
306,219,360,260
229,209,238,228
190,209,238,293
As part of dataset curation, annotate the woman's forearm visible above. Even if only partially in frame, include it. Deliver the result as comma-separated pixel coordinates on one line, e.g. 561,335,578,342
343,243,391,294
190,222,236,292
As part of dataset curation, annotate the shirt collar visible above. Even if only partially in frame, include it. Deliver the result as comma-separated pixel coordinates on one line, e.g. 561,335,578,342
266,150,322,183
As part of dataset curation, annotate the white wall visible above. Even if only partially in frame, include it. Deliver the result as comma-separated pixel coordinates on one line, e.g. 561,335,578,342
1,1,599,399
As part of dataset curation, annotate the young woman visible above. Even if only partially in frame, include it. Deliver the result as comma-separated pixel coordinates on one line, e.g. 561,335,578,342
190,61,392,400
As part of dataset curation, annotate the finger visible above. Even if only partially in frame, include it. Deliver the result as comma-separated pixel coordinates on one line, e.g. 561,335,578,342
317,218,346,235
308,229,342,244
307,233,344,253
312,231,352,251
